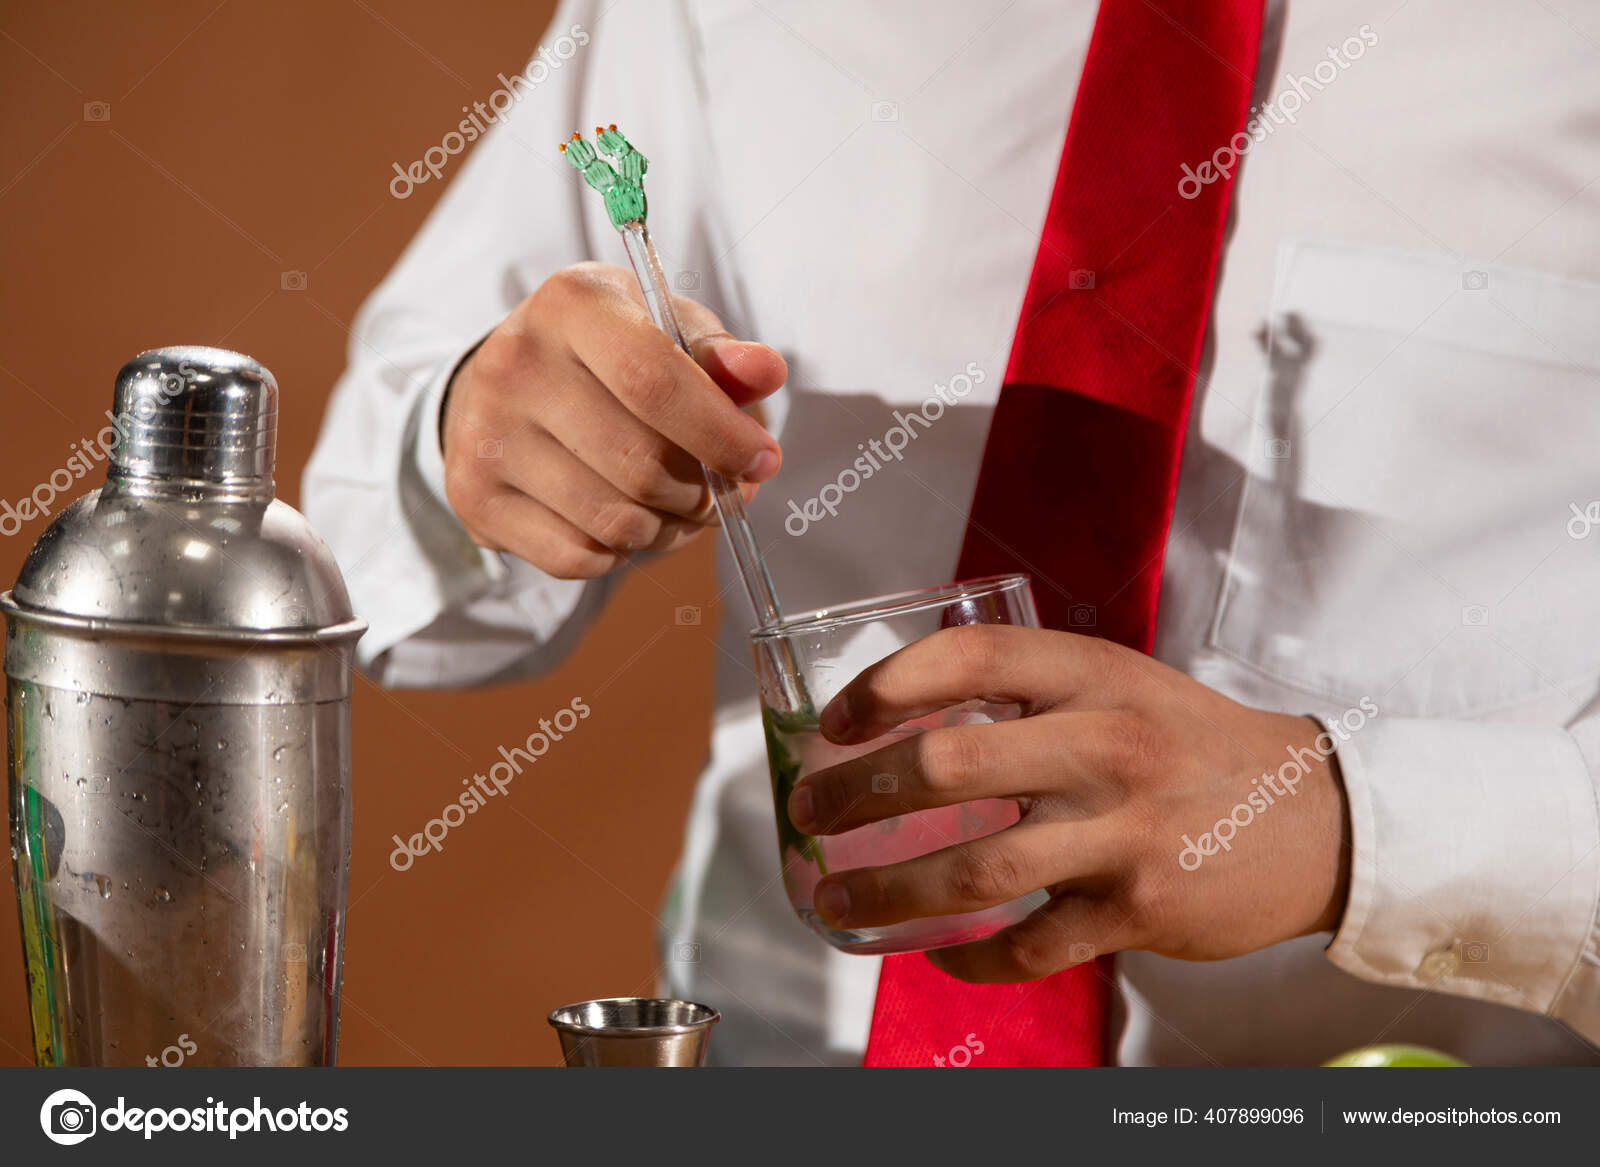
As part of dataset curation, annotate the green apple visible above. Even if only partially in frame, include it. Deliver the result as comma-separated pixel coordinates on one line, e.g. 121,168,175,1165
1324,1044,1467,1067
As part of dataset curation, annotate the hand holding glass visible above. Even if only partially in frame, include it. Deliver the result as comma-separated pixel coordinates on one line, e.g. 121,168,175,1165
751,574,1048,954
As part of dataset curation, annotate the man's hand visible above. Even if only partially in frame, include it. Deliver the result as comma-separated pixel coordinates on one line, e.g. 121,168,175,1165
786,625,1353,983
441,262,787,579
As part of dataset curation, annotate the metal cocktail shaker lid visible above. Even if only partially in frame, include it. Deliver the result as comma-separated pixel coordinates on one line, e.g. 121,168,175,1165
5,346,363,643
108,345,277,489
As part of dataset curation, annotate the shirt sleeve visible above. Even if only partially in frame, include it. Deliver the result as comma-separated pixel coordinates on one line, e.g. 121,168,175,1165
300,0,655,689
1323,715,1600,1044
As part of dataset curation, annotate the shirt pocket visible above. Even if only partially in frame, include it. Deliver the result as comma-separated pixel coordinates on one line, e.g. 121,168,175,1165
1209,241,1600,718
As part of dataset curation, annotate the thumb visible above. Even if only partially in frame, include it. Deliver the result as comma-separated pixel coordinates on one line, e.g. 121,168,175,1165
674,296,788,407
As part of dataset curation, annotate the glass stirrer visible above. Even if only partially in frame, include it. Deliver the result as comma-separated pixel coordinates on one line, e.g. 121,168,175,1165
560,125,810,708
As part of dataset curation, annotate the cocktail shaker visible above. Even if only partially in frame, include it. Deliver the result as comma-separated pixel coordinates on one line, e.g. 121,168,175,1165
3,346,365,1066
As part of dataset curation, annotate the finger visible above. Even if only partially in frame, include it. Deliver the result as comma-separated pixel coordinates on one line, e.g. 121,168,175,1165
812,822,1112,930
468,488,621,580
925,895,1129,984
564,293,782,484
500,428,704,555
791,716,1104,835
672,295,788,409
820,625,1116,743
533,362,717,519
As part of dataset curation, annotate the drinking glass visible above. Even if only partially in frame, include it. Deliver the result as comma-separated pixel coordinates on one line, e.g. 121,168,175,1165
751,574,1048,954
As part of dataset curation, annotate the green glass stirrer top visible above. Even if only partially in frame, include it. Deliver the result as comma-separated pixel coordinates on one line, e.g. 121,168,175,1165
561,124,649,229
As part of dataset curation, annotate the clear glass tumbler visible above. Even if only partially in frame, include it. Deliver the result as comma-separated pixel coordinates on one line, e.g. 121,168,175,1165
751,574,1048,955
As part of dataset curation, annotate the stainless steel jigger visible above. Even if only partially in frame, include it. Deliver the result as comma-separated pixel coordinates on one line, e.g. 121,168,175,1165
548,998,719,1066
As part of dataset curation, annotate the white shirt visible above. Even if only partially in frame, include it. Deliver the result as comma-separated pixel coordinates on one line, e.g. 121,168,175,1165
304,0,1600,1065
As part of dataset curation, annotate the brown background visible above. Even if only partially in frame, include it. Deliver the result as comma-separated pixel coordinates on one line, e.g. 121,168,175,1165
0,0,717,1065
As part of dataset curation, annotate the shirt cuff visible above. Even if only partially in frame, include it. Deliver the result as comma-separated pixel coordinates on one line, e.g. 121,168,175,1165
1325,716,1600,1022
405,339,507,586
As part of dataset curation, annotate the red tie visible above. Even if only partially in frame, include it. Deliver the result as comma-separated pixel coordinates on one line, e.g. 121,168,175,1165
863,0,1264,1067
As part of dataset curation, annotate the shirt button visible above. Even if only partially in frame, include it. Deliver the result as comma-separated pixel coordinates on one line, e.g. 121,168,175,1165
1418,946,1461,980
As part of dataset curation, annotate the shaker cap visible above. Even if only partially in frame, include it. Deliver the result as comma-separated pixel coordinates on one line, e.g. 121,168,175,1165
111,346,277,488
3,346,361,642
